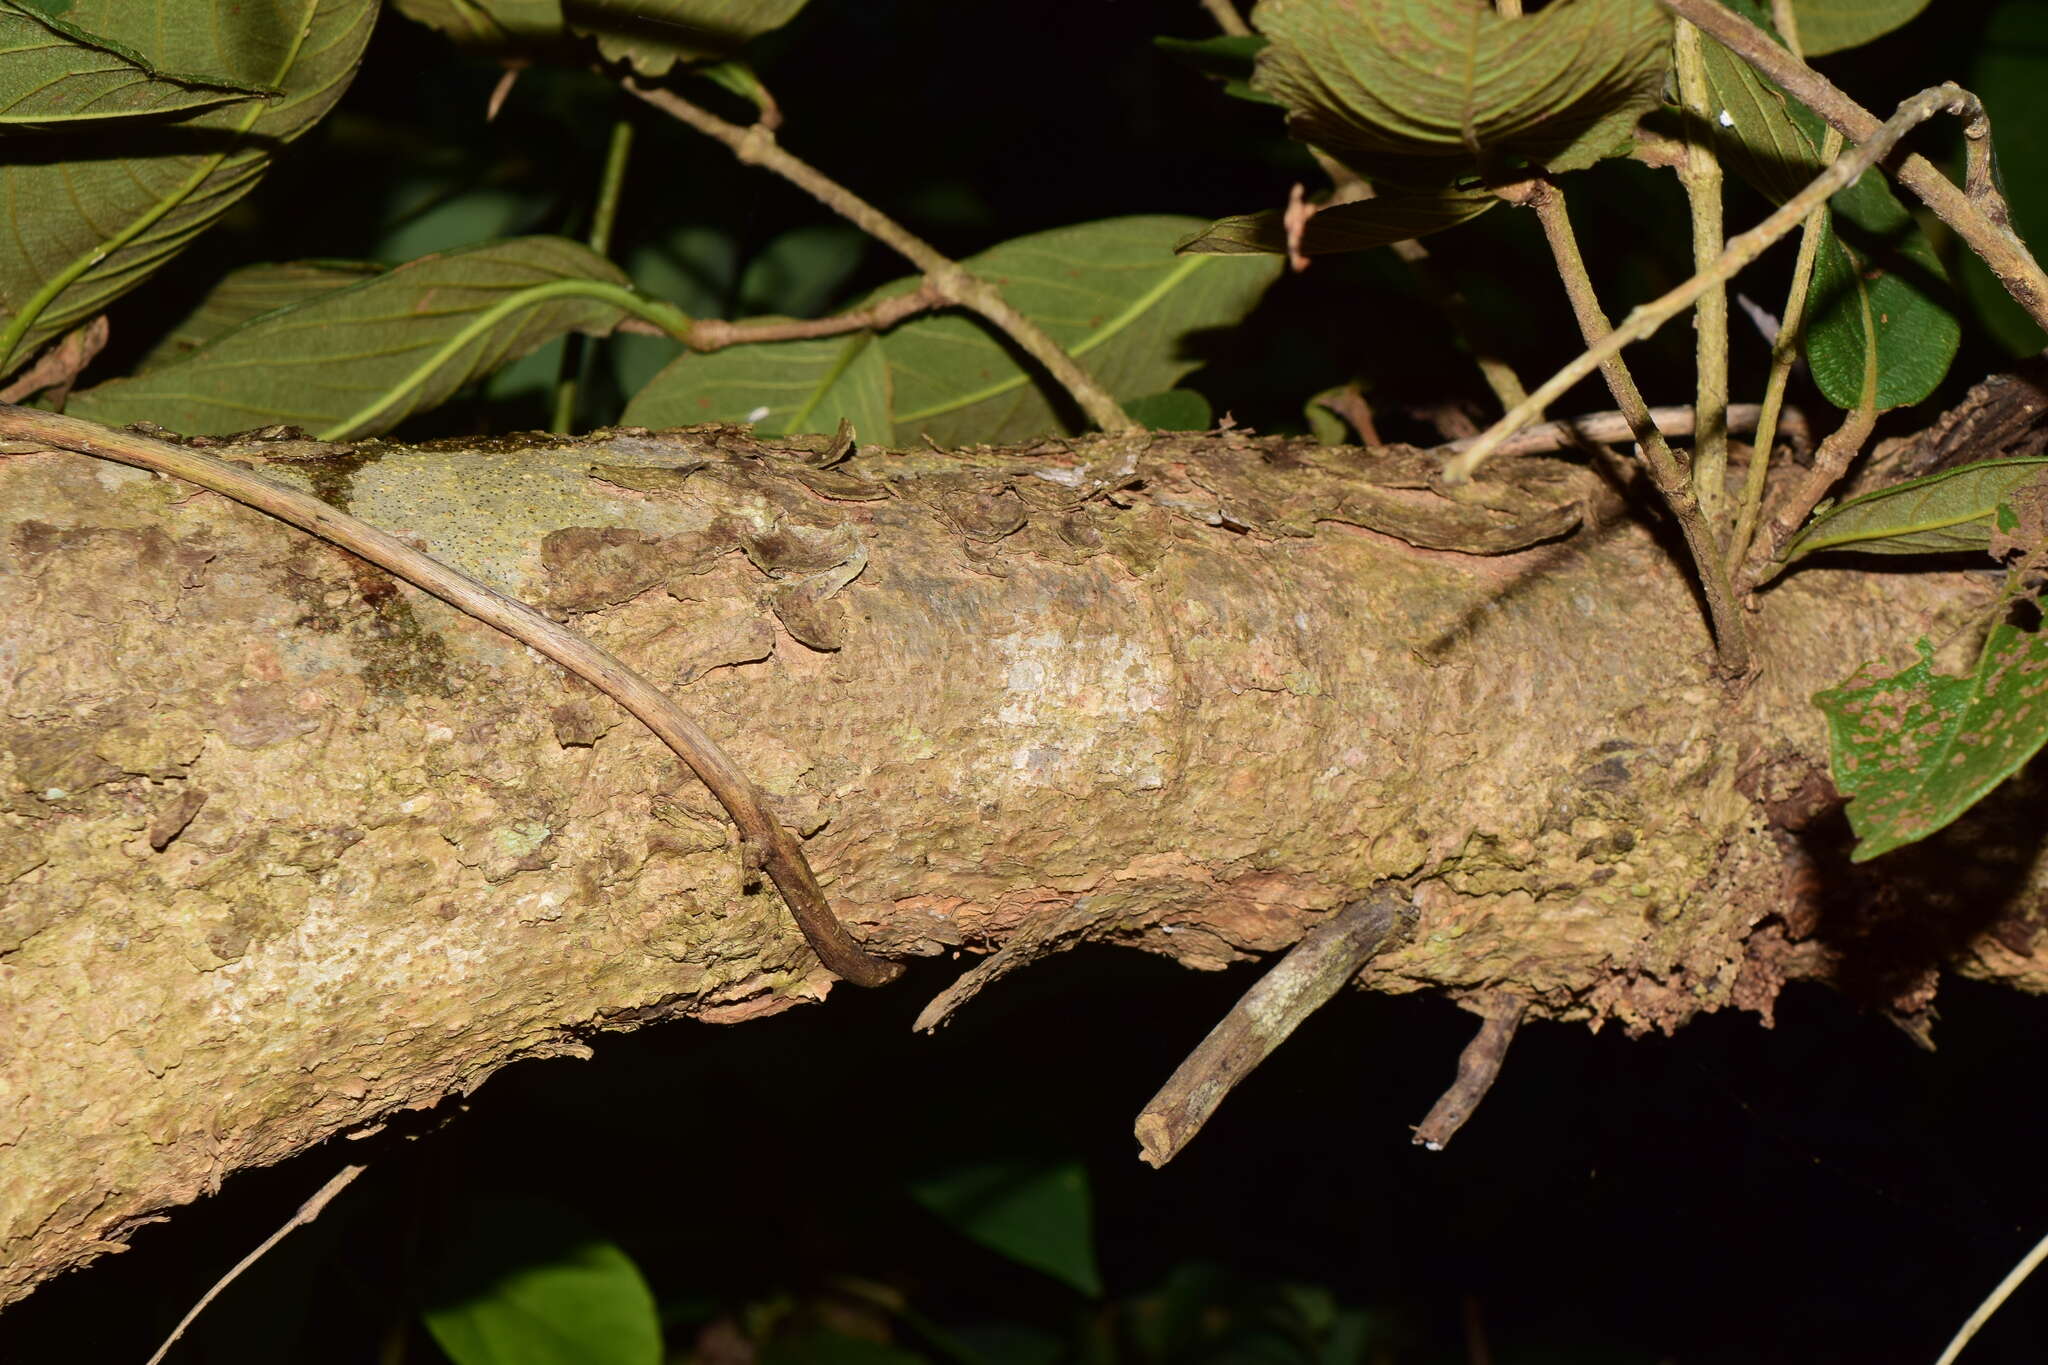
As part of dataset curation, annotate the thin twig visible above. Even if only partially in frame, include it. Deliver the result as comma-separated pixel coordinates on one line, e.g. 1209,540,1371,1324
1740,350,1879,594
1133,888,1416,1168
1413,994,1526,1150
144,1163,367,1365
554,114,638,434
1525,182,1750,674
1199,0,1252,37
1932,1226,2048,1365
1444,85,1981,485
0,314,108,406
1433,402,1801,459
1725,125,1839,578
621,79,1139,435
1661,0,2045,332
0,406,904,987
624,284,947,351
1674,17,1731,525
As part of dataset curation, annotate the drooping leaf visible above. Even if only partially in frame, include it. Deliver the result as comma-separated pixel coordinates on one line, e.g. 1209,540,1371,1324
0,1,271,127
1815,604,2048,861
623,217,1281,445
1789,0,1931,55
1694,0,1956,410
1176,186,1495,256
134,260,384,374
569,0,812,75
1777,457,2048,565
1803,170,1960,411
69,236,639,439
909,1161,1103,1298
0,0,377,376
1249,0,1671,188
1152,33,1280,106
421,1197,661,1365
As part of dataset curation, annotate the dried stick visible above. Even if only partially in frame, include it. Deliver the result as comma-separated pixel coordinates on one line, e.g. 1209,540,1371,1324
1443,84,1982,486
1526,182,1750,675
1133,888,1415,1168
621,80,1139,436
144,1163,366,1365
1199,0,1252,37
1933,1226,2048,1365
0,406,904,988
1412,994,1526,1150
1660,0,2047,333
1432,401,1803,460
1673,16,1731,523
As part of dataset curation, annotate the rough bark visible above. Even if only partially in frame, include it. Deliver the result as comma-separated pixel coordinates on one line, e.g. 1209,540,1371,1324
1,422,2043,1306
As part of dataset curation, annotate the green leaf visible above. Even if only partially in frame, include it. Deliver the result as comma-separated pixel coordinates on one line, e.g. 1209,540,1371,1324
1789,0,1931,55
736,225,866,318
1778,457,2048,564
1123,389,1212,431
1175,187,1495,256
1803,176,1960,411
1694,0,1957,410
69,236,642,439
1815,604,2048,861
623,216,1282,444
1152,33,1280,106
0,1,271,127
1250,0,1671,188
389,0,564,47
421,1197,661,1365
135,260,384,374
569,0,812,75
0,0,376,375
909,1161,1102,1298
625,330,891,439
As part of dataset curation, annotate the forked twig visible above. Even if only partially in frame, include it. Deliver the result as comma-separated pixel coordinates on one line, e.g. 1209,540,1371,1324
1133,888,1416,1168
0,406,903,988
1660,0,2048,334
1443,84,1983,487
620,80,1139,436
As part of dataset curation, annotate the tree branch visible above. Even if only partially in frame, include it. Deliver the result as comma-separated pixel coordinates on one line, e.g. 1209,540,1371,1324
620,79,1140,436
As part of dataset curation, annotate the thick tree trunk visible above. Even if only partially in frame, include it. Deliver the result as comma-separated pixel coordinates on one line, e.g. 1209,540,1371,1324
1,423,2042,1305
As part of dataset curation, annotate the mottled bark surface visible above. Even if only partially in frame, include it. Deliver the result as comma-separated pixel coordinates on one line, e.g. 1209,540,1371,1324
1,424,2043,1305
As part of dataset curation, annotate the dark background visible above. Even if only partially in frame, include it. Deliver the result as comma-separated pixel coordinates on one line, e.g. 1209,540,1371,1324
7,1,2048,1361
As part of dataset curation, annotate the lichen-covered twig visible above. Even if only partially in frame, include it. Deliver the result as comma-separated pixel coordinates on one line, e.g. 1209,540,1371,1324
620,79,1139,436
1133,887,1415,1167
1412,994,1526,1150
0,406,904,988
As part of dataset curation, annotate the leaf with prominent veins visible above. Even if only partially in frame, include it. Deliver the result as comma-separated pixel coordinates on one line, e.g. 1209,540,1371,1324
0,2,271,127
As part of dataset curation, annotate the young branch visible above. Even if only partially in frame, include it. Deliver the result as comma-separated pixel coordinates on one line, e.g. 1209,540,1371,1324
620,79,1140,436
553,114,639,434
1525,182,1750,674
1725,126,1840,578
1444,84,1981,484
1739,374,1879,594
1133,888,1416,1168
0,406,905,988
1674,17,1731,524
1660,0,2048,332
